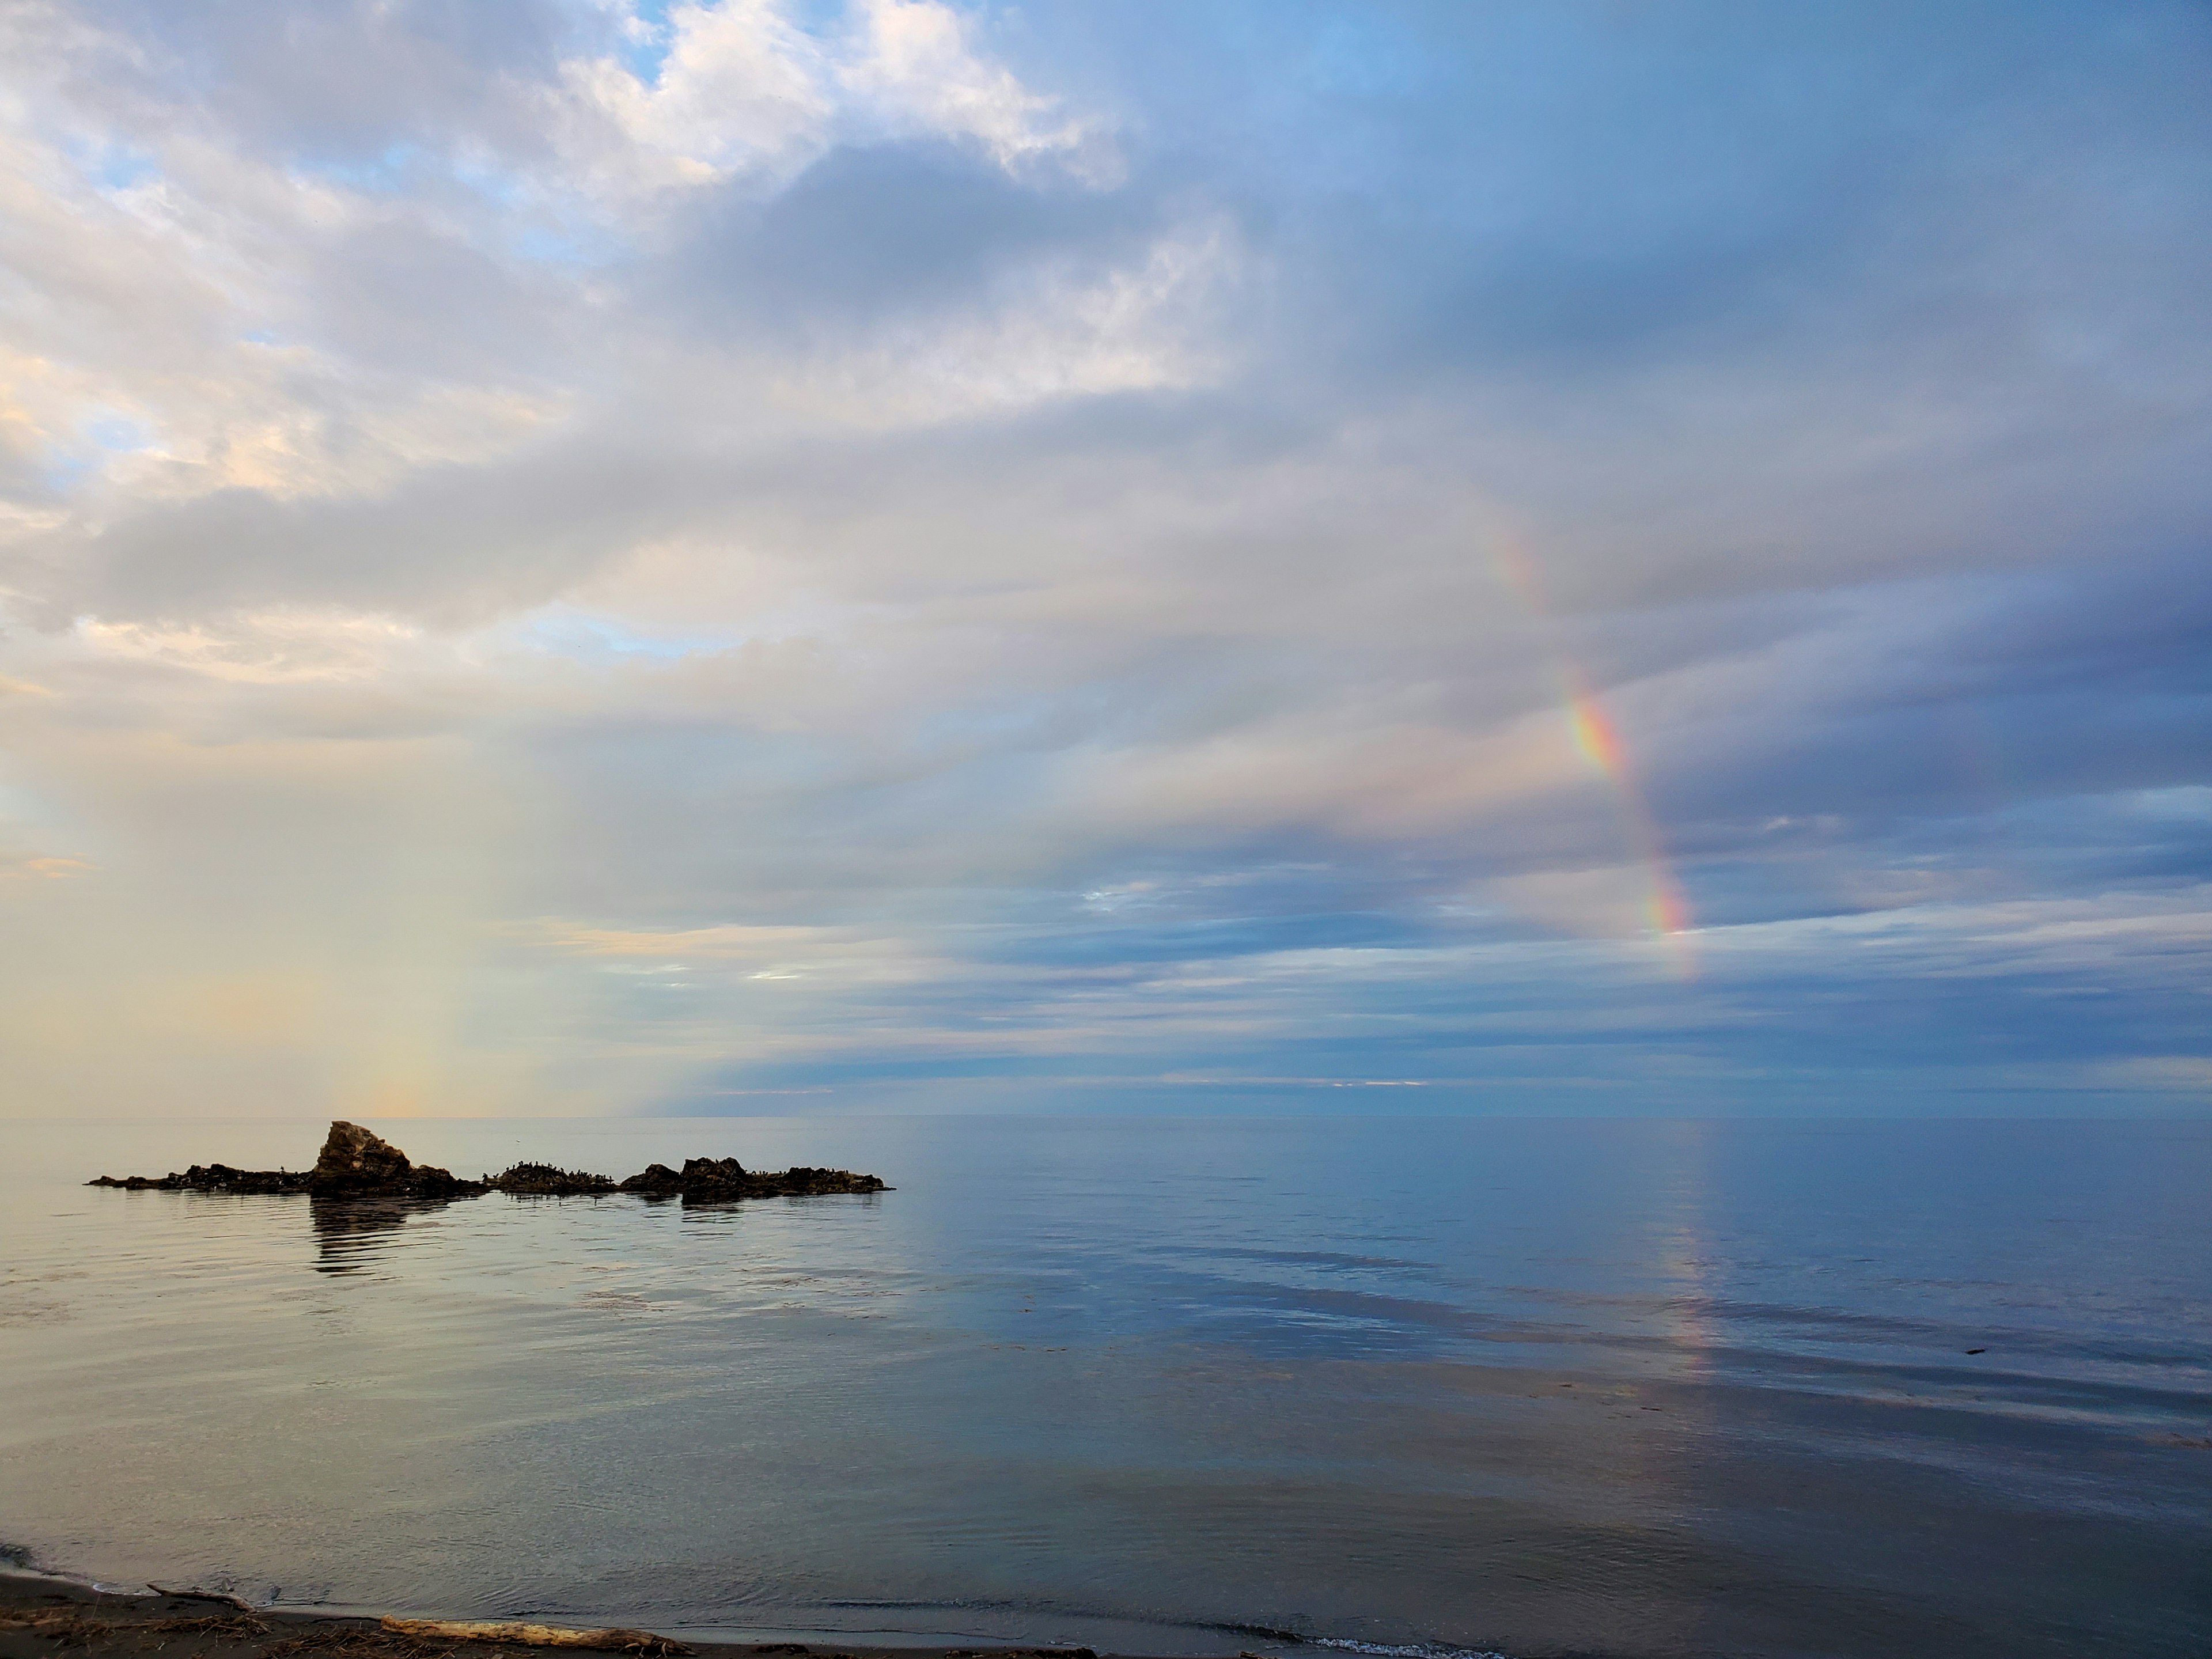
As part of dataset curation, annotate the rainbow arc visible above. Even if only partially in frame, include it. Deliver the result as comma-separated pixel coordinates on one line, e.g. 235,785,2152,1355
1491,534,1695,978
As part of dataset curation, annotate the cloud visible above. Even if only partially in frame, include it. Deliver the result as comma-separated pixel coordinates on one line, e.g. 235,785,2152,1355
558,0,1115,204
0,0,2207,1115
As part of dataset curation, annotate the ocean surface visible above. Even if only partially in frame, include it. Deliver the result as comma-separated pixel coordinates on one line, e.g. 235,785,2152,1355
2,1116,2207,1659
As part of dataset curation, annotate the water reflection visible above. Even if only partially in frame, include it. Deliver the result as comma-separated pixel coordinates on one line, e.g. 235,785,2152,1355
309,1193,463,1274
4,1118,2207,1659
677,1191,885,1222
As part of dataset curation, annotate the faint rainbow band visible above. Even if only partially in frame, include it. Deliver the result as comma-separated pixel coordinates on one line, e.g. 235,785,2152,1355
1492,533,1696,978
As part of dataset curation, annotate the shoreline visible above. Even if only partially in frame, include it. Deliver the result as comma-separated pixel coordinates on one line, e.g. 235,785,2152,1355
0,1572,1289,1659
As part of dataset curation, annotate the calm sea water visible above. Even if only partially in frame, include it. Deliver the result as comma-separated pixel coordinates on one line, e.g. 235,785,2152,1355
2,1117,2207,1659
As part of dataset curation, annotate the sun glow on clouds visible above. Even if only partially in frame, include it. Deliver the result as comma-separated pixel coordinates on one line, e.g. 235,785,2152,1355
0,1,2207,1116
75,612,431,684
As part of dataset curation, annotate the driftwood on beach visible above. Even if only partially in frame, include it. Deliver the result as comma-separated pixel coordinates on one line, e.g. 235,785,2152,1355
88,1122,889,1207
380,1620,688,1656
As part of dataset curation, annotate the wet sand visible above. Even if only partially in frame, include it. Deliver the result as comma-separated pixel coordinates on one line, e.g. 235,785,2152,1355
0,1577,1149,1659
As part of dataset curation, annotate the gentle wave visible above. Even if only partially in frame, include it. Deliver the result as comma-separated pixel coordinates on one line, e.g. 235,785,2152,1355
1308,1639,1510,1659
8,1116,2211,1659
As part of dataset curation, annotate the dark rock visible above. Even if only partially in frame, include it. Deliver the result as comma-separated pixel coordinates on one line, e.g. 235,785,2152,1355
683,1155,748,1184
663,1157,888,1205
89,1122,485,1198
87,1163,310,1194
308,1120,484,1198
403,1166,484,1197
91,1123,885,1208
615,1154,885,1203
488,1162,618,1196
312,1121,410,1188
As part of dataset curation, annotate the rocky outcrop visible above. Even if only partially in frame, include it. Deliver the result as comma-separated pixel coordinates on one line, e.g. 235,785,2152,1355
615,1156,887,1203
488,1162,619,1196
91,1123,888,1206
311,1120,411,1187
681,1159,888,1203
88,1163,311,1194
92,1122,484,1198
310,1120,485,1198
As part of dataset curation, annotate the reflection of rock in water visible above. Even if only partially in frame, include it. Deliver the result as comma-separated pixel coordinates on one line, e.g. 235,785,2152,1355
309,1192,462,1274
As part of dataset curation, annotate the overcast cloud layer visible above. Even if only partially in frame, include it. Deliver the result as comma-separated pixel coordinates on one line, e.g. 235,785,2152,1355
2,0,2208,1118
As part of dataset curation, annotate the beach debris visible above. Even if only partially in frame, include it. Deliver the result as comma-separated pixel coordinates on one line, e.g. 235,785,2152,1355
90,1124,887,1208
379,1620,689,1655
2,1607,274,1647
3,1577,708,1659
148,1585,257,1612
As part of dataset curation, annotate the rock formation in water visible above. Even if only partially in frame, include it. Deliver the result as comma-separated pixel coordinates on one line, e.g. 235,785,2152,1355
618,1155,887,1202
487,1162,618,1195
89,1120,485,1197
313,1120,485,1197
495,1155,887,1202
89,1122,484,1197
86,1162,313,1194
90,1122,888,1205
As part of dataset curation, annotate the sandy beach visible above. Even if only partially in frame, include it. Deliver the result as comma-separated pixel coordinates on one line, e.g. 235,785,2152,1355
0,1575,1150,1659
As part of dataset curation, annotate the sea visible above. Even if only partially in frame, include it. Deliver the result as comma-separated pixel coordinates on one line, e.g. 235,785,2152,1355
2,1116,2207,1659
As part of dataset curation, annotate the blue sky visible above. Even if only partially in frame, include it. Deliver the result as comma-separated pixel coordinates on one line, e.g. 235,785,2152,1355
0,1,2206,1116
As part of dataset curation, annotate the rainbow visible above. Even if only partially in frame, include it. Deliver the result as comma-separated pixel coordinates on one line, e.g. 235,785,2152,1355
1492,534,1696,977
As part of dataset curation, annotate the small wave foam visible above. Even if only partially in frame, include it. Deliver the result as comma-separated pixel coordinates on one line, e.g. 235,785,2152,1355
1309,1640,1510,1659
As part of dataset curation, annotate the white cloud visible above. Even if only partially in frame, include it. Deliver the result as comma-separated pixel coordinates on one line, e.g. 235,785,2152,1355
558,0,1113,209
768,215,1243,425
73,609,436,685
0,1,2207,1115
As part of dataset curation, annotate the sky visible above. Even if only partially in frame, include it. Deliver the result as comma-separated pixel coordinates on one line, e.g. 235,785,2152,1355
1,0,2208,1119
